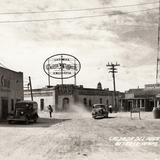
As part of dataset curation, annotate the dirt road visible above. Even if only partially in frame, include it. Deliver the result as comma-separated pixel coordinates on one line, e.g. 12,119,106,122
0,111,160,160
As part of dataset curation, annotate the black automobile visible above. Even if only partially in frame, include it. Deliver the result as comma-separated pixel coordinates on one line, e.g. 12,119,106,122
8,100,39,124
91,104,109,119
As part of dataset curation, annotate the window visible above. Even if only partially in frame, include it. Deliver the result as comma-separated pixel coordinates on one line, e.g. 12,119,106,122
83,98,87,105
106,99,109,105
40,99,44,111
89,99,92,106
100,98,102,104
16,99,21,102
11,99,14,111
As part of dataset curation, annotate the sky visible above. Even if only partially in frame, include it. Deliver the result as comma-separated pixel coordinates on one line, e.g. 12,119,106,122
0,0,159,91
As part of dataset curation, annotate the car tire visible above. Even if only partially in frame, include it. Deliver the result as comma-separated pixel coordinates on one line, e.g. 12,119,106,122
8,120,12,124
25,118,29,124
92,116,96,119
33,114,38,123
105,114,108,118
33,118,37,123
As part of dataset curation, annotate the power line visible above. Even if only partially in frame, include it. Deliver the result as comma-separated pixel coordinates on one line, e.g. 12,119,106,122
0,7,158,24
0,1,158,15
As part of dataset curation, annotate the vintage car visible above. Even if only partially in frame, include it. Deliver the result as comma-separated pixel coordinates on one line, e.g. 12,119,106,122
7,100,39,124
91,104,109,119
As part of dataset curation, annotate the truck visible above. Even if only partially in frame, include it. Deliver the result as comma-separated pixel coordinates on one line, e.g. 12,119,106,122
7,100,39,124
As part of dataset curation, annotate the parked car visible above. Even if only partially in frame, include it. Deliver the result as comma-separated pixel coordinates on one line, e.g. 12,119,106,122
7,100,39,124
91,104,109,119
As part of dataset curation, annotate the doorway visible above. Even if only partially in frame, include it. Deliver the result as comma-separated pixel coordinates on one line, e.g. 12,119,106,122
40,99,44,111
63,98,70,111
1,98,8,119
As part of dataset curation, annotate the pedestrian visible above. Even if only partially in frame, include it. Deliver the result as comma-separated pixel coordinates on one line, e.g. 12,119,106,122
48,105,53,118
109,104,112,113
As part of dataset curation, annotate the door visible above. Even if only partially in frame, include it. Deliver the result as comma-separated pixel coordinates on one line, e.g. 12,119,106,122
40,99,44,111
1,98,8,119
63,98,69,111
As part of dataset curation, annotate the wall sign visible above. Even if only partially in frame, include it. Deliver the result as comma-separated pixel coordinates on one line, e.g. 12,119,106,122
43,54,81,79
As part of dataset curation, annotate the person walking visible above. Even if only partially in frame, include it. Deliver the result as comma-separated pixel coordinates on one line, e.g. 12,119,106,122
109,104,112,113
48,105,53,118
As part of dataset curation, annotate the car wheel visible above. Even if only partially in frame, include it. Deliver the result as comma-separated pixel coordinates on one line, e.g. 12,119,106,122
92,116,96,119
33,118,37,123
8,120,12,124
105,113,108,118
25,118,29,124
33,114,38,123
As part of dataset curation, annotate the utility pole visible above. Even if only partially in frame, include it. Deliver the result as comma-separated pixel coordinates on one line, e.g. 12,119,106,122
74,59,77,85
47,59,51,87
60,55,64,85
28,76,33,101
106,62,120,112
156,0,160,83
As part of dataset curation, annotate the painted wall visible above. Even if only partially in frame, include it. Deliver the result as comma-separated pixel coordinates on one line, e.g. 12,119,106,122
24,88,55,111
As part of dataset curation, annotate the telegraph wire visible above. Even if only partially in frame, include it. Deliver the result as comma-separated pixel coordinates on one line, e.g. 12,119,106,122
0,1,158,15
0,7,158,24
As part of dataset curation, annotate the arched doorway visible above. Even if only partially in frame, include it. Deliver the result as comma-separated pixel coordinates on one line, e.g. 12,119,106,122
63,98,70,111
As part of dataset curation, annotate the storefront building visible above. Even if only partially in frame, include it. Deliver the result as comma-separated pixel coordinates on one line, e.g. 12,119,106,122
0,67,23,119
121,84,160,112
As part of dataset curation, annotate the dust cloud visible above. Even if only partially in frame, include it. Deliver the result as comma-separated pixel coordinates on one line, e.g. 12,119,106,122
68,103,91,118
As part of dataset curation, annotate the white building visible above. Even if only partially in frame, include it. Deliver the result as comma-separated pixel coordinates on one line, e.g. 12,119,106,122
24,84,123,112
0,67,23,119
24,87,55,111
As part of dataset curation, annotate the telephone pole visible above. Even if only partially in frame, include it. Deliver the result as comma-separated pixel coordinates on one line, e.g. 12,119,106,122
106,62,120,112
28,76,33,101
156,0,160,83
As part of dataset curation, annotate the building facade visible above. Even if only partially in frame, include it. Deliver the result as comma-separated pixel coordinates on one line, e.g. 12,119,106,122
24,87,55,111
24,83,123,112
0,67,23,119
121,84,160,112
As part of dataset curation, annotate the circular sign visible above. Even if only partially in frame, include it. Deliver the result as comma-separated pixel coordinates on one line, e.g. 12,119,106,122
43,54,81,79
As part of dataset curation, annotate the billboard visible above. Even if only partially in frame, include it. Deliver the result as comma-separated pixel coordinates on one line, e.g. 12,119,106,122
43,54,81,79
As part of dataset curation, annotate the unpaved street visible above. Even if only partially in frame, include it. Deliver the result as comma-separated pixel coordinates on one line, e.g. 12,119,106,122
0,111,160,160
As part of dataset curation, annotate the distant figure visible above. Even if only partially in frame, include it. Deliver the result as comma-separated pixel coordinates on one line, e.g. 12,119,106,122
109,104,112,113
48,105,53,118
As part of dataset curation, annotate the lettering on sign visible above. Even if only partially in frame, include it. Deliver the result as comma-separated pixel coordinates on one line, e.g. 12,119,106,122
43,54,81,79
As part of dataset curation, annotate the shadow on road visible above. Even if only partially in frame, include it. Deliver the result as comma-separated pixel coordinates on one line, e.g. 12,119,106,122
0,117,71,128
93,116,116,120
108,116,116,119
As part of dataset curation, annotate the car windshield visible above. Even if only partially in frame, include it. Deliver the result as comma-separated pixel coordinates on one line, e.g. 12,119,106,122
93,105,106,109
